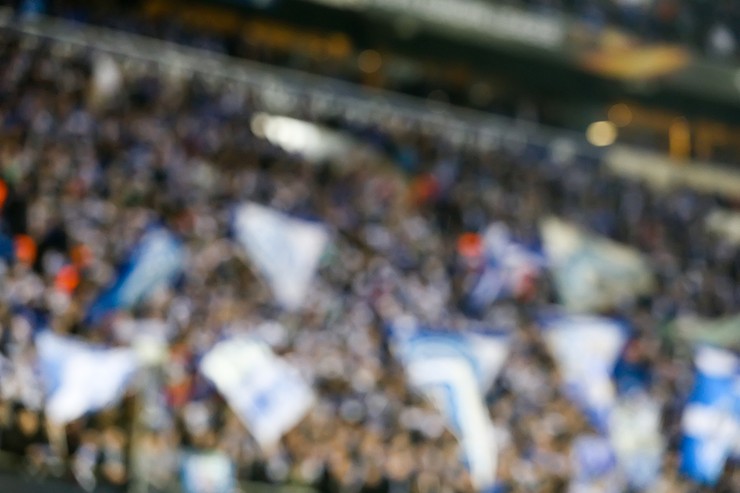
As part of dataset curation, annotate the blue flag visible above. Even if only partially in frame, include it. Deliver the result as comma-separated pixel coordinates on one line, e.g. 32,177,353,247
88,228,184,323
680,346,739,485
467,223,544,309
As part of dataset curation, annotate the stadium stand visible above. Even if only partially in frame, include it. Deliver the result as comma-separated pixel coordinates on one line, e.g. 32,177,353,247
0,4,738,493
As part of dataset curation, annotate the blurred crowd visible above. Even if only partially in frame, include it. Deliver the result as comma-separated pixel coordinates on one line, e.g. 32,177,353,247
494,0,740,58
0,23,738,493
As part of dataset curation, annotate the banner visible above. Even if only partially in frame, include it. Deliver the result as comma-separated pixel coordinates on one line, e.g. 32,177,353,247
390,319,509,490
540,217,652,312
87,228,184,323
200,338,314,449
540,313,628,431
680,346,739,485
467,223,544,309
233,203,329,311
36,331,139,424
181,450,236,493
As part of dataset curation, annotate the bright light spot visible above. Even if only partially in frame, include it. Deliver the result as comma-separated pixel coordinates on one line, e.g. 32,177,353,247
358,50,382,74
586,121,618,147
608,103,633,127
249,113,357,162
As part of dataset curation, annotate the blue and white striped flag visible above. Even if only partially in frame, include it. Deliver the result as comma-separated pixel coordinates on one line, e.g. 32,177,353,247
680,346,739,485
540,313,628,431
88,227,185,323
390,319,509,491
200,338,315,449
36,331,139,423
468,223,544,308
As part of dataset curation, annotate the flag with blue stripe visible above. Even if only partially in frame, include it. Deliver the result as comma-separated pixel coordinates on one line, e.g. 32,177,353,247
36,331,139,423
390,318,509,491
540,313,628,431
87,227,184,323
467,223,544,309
200,338,315,449
680,346,739,485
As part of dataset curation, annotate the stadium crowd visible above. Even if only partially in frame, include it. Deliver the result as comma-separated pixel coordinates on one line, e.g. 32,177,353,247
0,24,738,493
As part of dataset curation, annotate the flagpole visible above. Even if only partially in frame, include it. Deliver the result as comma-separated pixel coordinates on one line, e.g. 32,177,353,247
128,366,148,493
45,417,68,470
128,336,168,493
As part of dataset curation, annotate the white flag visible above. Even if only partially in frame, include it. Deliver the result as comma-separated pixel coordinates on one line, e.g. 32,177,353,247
541,314,627,431
233,203,329,311
36,332,138,424
200,338,314,449
541,217,652,312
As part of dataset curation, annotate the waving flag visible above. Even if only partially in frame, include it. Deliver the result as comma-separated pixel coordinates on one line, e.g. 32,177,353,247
36,331,139,424
467,223,544,309
540,313,628,431
200,338,314,449
680,346,739,485
541,217,652,312
88,228,184,323
233,203,329,311
390,319,509,491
